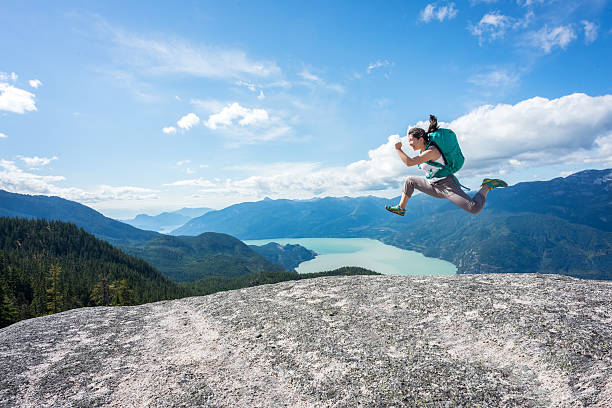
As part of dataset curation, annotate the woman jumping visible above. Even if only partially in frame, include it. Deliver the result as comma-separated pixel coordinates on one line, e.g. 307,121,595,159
385,115,507,216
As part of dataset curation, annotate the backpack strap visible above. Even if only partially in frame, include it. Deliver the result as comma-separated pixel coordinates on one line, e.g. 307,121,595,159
426,140,448,167
452,175,470,190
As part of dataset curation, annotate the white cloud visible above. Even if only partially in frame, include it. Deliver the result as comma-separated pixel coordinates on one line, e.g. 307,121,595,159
0,83,37,113
0,159,159,202
421,4,435,22
527,25,577,53
96,68,159,103
438,93,612,173
225,162,321,176
469,11,513,44
0,72,18,82
367,60,391,74
469,10,533,45
299,70,322,82
581,20,599,44
467,69,520,90
516,0,546,6
271,80,292,88
0,133,6,139
90,185,160,202
17,155,58,167
176,160,191,166
0,160,66,193
205,103,269,130
29,79,42,89
420,3,458,23
163,178,216,187
189,93,612,200
111,30,280,79
258,90,265,100
190,99,226,113
298,68,345,93
163,126,177,134
222,125,292,147
236,80,257,92
192,99,289,145
177,113,200,130
326,83,345,93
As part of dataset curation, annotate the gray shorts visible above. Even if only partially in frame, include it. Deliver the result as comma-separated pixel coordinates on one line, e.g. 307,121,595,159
403,175,485,214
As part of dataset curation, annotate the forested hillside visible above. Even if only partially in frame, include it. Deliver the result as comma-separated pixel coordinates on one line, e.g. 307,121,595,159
0,217,381,328
0,190,158,245
376,212,612,281
0,217,187,328
0,190,291,281
184,266,380,295
122,232,287,282
249,242,317,272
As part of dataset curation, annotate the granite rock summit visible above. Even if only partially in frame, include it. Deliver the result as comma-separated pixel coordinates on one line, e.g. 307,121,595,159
1,274,611,407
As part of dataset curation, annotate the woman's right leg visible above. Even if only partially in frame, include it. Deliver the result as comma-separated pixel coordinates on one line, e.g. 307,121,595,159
399,176,446,208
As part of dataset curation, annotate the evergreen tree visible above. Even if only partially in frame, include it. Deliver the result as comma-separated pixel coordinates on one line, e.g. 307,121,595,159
46,264,63,315
90,276,112,306
110,279,135,306
0,283,18,328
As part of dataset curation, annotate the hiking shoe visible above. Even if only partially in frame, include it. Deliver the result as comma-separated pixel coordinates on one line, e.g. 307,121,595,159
385,205,405,216
482,178,508,190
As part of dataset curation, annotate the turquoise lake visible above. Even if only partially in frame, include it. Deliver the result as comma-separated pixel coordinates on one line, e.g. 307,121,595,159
244,238,457,276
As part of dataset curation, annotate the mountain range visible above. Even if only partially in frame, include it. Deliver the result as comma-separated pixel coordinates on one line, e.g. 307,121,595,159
0,191,291,282
169,169,612,280
1,168,610,280
172,169,611,237
122,207,213,233
0,190,158,245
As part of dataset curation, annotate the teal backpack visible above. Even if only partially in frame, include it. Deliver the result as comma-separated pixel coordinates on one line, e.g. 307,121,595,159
420,128,465,180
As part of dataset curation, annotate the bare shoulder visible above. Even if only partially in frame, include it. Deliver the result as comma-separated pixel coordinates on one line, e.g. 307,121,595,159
425,145,441,154
421,145,441,160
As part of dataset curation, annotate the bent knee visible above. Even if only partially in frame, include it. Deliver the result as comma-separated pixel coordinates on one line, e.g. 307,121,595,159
403,176,419,188
467,201,484,214
468,206,482,215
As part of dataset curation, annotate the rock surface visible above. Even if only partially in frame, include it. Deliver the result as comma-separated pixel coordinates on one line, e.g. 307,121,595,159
1,274,611,407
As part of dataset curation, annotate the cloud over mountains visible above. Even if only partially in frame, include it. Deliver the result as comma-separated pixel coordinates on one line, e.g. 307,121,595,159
185,93,612,199
4,93,611,210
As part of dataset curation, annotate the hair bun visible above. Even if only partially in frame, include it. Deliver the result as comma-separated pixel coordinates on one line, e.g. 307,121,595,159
427,114,439,134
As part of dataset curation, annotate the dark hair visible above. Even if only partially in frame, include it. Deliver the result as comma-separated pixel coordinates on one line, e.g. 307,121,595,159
408,114,439,145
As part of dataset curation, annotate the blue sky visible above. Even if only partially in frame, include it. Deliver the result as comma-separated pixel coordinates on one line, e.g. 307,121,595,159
1,0,611,218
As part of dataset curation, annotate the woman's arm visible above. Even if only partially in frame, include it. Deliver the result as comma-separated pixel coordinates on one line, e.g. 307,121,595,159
394,142,441,167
